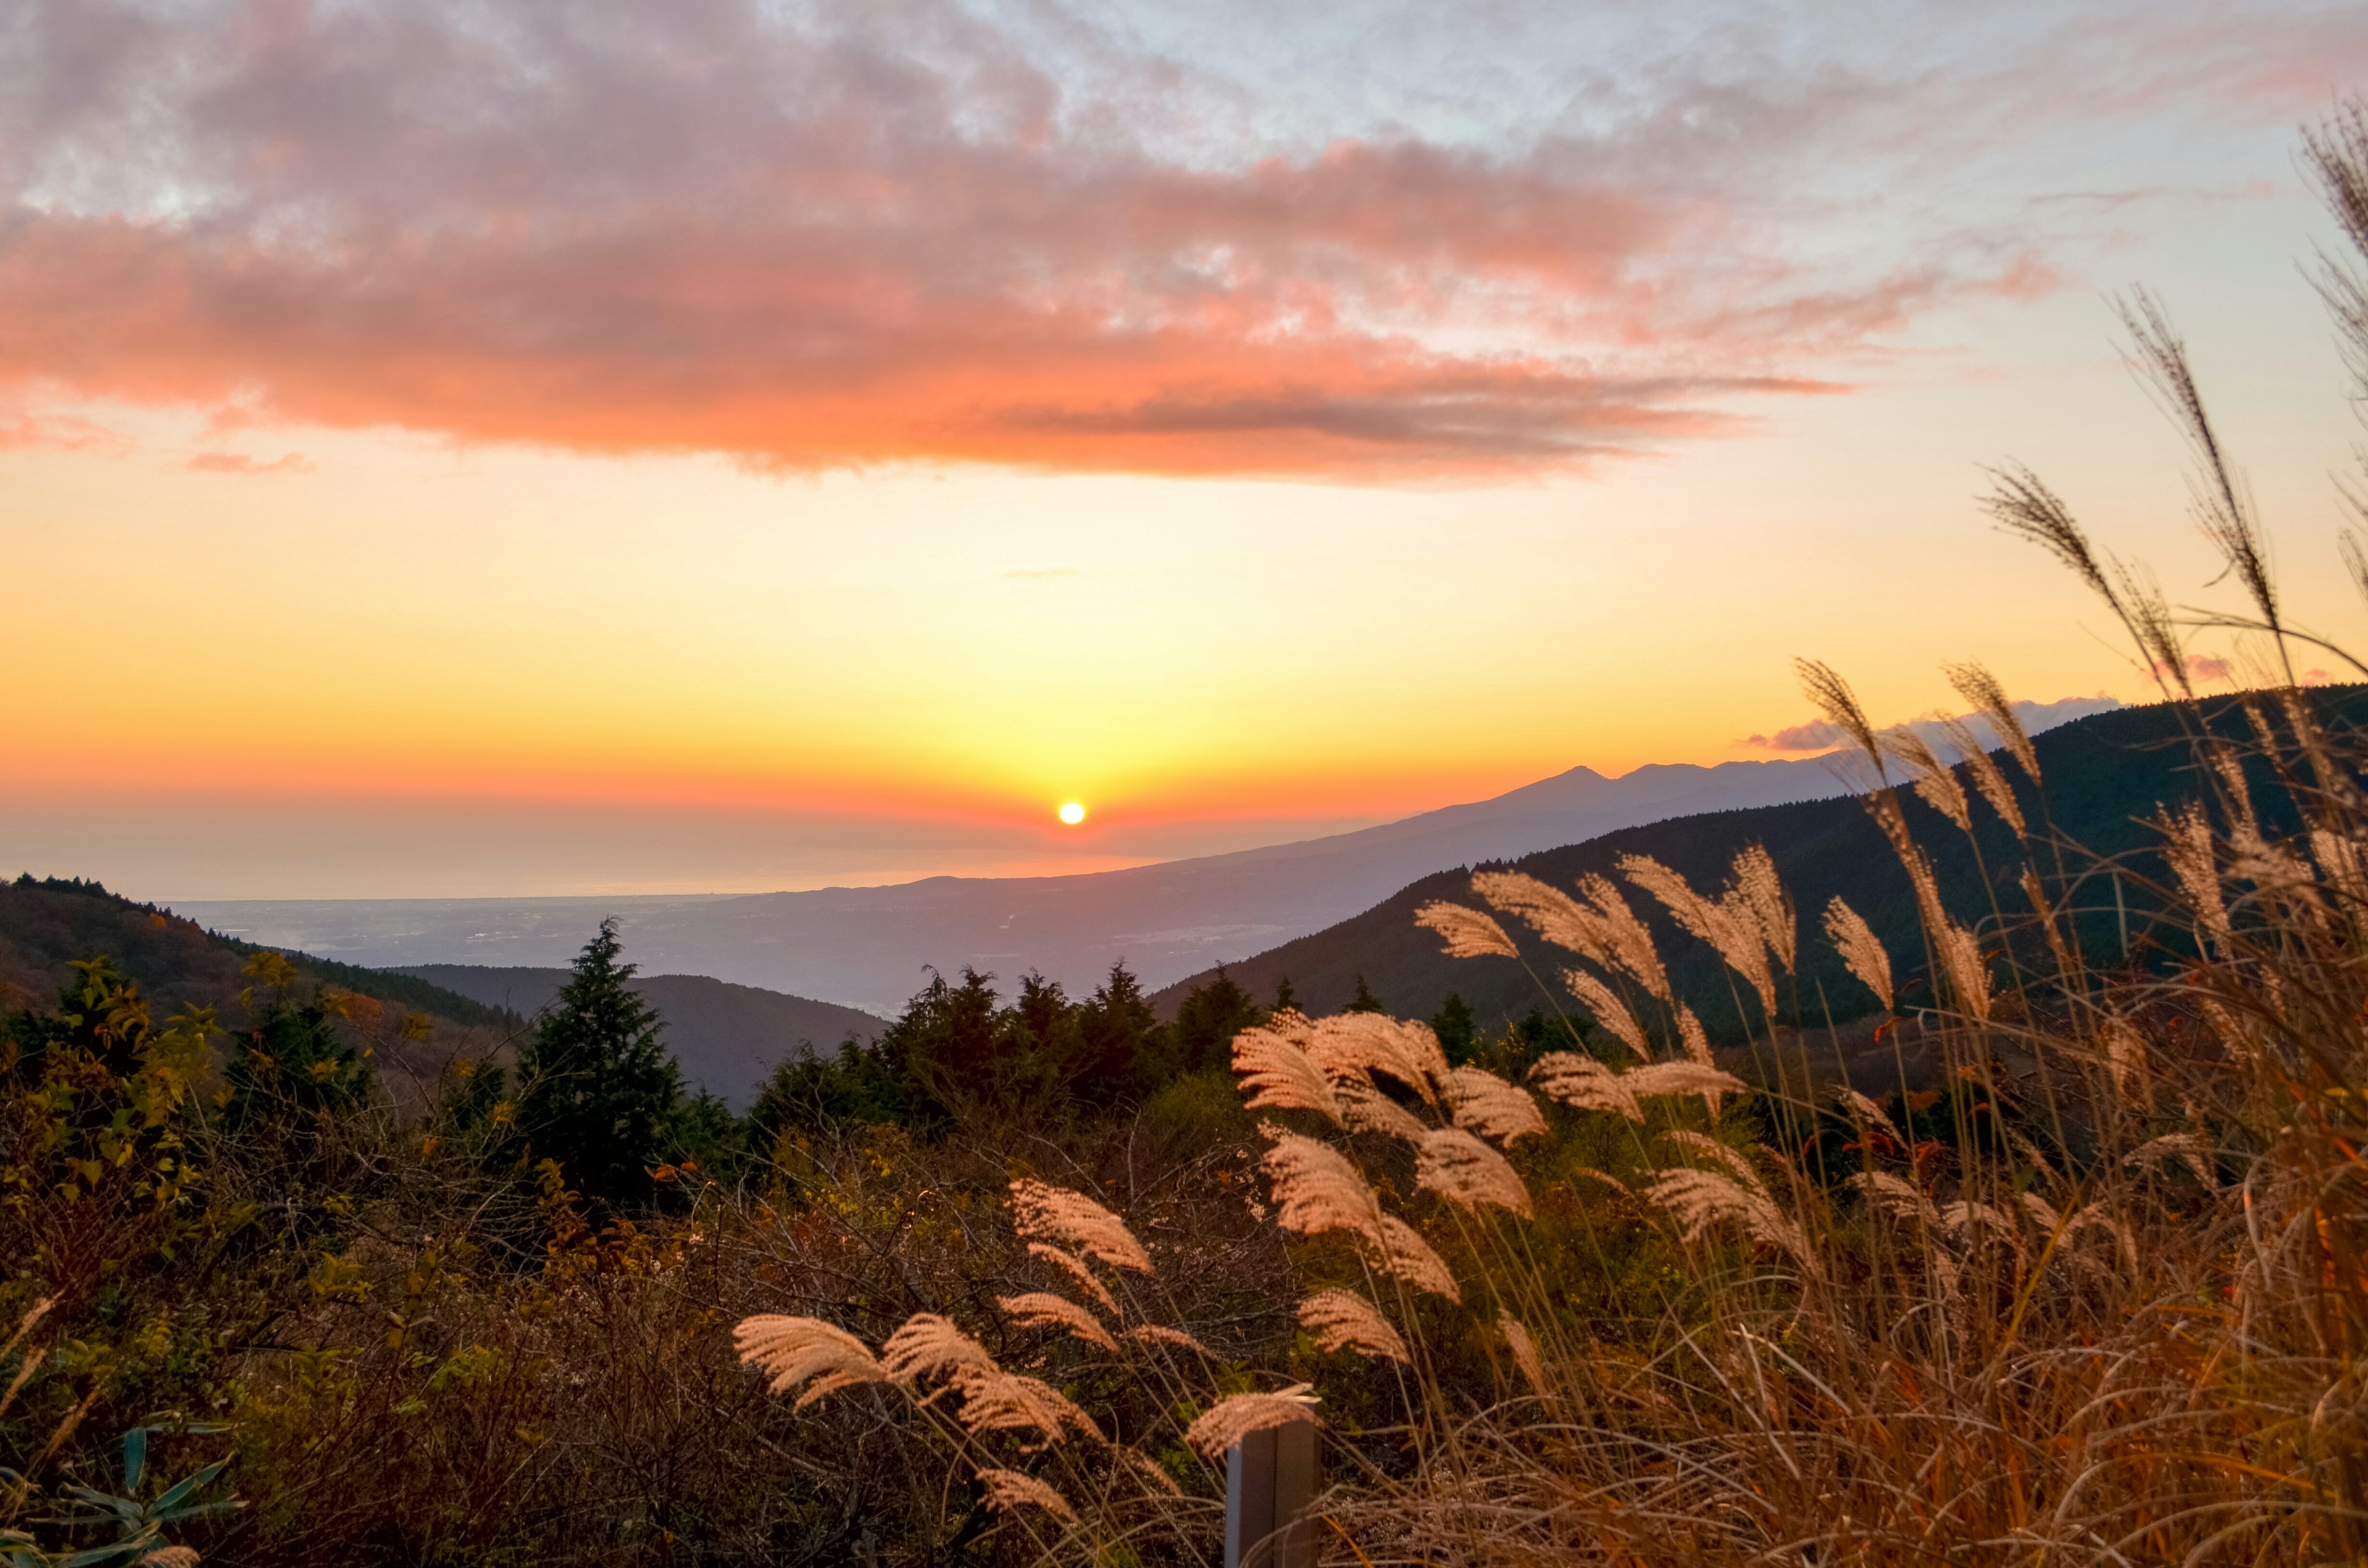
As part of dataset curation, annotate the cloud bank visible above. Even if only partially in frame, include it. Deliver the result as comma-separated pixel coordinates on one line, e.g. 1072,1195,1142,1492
1,0,2359,480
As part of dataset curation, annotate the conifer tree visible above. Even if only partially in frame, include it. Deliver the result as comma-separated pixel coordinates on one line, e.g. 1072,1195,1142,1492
516,918,682,1208
1345,974,1384,1014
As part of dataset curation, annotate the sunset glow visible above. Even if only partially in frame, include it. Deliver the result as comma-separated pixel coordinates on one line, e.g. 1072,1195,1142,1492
6,1,2368,898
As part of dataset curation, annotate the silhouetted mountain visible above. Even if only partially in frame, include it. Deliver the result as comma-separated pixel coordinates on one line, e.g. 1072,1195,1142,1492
1148,692,2367,1038
387,964,886,1109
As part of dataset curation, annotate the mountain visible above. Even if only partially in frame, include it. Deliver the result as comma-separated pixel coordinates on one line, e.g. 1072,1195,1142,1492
387,965,886,1109
173,697,2117,1016
1146,692,2359,1037
0,874,522,1111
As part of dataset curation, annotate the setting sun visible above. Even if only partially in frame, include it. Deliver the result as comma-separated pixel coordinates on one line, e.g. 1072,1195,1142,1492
1058,802,1086,826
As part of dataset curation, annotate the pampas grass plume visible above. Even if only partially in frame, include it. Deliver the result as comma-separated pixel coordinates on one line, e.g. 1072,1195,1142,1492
998,1292,1117,1352
1415,900,1521,959
1185,1385,1320,1459
1299,1288,1410,1363
734,1315,889,1408
1416,1127,1533,1217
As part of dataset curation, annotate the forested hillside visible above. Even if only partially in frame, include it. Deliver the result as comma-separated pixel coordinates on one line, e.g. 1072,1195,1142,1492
1154,690,2368,1035
388,964,885,1109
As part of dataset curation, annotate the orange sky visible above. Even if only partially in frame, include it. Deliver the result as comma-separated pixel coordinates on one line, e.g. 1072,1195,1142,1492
6,1,2368,897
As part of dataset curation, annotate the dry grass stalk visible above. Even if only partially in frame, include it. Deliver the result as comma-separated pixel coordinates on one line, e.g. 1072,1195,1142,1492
1621,852,1777,1014
1577,873,1675,1001
1498,1313,1547,1397
998,1291,1118,1353
1732,843,1796,972
1823,896,1894,1011
1471,871,1616,968
1232,1022,1346,1126
1008,1178,1155,1275
1184,1387,1320,1459
1299,1289,1411,1363
1944,659,2041,784
1939,712,2029,835
1415,900,1521,959
1528,1051,1641,1121
1260,1130,1386,1243
1881,726,1973,834
1305,1012,1447,1102
880,1312,998,1384
1125,1324,1215,1356
1675,1003,1712,1067
734,1315,889,1408
976,1467,1077,1522
1336,1074,1430,1141
1933,919,1993,1024
952,1368,1102,1446
1561,966,1649,1059
1442,1065,1548,1144
1026,1242,1120,1315
1415,1127,1533,1217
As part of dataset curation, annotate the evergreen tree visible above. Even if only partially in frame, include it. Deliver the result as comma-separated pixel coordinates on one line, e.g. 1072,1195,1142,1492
1345,974,1384,1014
515,919,683,1209
1171,967,1265,1075
1272,975,1297,1013
1431,991,1477,1065
1077,962,1162,1102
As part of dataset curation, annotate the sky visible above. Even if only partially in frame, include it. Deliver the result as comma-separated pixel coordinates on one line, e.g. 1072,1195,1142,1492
6,0,2368,898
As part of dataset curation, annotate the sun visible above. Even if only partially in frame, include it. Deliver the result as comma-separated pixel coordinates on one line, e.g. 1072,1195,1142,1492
1058,802,1086,826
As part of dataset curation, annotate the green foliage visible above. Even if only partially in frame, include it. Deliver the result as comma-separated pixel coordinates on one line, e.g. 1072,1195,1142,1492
1344,974,1384,1013
513,919,683,1209
1169,967,1265,1077
1430,991,1476,1065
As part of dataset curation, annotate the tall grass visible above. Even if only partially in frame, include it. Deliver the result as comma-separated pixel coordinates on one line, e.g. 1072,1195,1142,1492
727,100,2368,1564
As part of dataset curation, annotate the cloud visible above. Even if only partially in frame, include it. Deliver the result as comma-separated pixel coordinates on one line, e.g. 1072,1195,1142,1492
1742,695,2123,755
1745,719,1848,752
0,1,2354,481
185,451,312,475
0,0,2121,483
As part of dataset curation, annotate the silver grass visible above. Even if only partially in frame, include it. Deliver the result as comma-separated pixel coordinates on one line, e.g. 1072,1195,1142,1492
1472,870,1616,968
1009,1180,1154,1275
997,1292,1117,1353
1261,1130,1386,1243
1529,1051,1642,1122
734,1315,889,1408
2161,804,2230,945
1306,1012,1447,1102
1442,1064,1547,1143
1336,1073,1429,1142
879,1313,997,1385
1882,727,1973,834
1184,1385,1320,1460
1940,712,2028,837
1944,661,2041,785
1026,1242,1119,1316
1415,900,1521,959
1823,897,1894,1012
1231,1024,1346,1127
1498,1312,1548,1397
1623,1059,1744,1116
1416,1127,1533,1217
976,1467,1077,1522
1125,1324,1215,1357
1578,872,1674,1001
1562,966,1649,1059
1675,1003,1712,1069
1372,1215,1462,1302
1299,1288,1410,1363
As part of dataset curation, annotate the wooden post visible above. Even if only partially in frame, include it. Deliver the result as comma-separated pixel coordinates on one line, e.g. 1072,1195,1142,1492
1226,1422,1318,1568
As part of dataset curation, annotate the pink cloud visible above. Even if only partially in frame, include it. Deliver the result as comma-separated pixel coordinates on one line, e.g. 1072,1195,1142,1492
0,1,2353,480
185,450,311,474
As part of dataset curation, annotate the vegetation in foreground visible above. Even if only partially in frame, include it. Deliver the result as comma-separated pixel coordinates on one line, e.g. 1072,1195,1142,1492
10,98,2368,1568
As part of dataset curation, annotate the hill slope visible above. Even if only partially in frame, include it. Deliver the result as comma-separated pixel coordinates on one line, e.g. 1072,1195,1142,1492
1150,694,2363,1035
388,964,886,1109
